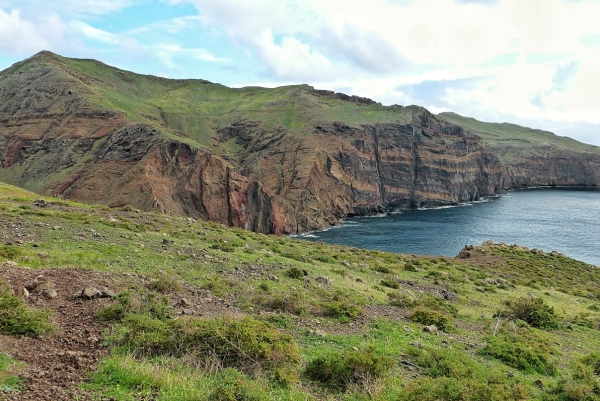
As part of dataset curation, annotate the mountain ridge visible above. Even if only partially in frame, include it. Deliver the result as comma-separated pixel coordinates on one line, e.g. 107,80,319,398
0,51,597,233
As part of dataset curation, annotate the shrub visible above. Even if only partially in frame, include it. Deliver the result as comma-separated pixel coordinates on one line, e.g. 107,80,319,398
148,272,182,293
407,346,477,379
115,315,300,385
323,301,362,321
258,292,304,315
285,267,304,280
551,354,600,400
409,306,455,332
305,346,394,391
98,290,172,322
504,297,560,330
0,280,53,335
380,279,400,289
208,368,269,401
0,245,21,260
479,327,558,375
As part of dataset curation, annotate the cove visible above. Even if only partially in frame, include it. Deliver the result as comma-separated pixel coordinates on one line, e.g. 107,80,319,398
298,187,600,266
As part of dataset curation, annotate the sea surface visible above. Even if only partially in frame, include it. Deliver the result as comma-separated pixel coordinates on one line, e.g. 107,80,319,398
297,188,600,266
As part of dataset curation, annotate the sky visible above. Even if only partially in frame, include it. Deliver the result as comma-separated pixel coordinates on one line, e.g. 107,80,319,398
1,0,600,145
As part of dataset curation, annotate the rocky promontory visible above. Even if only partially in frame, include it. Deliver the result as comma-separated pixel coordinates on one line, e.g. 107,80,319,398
0,51,596,233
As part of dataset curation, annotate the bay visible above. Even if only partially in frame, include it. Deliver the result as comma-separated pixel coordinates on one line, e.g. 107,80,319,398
298,188,600,266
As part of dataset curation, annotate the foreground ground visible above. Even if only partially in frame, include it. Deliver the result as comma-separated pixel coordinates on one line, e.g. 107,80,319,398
1,183,600,400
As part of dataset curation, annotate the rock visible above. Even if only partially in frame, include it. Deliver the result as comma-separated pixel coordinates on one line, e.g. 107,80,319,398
424,325,438,333
16,285,29,298
457,249,471,259
409,342,423,348
36,281,56,292
314,329,327,337
81,286,102,300
179,298,192,307
316,276,332,285
101,289,116,298
37,252,48,258
181,309,194,315
403,325,413,332
42,288,58,299
5,260,18,267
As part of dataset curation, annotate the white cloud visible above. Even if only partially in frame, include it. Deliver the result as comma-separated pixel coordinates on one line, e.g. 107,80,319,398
0,8,68,54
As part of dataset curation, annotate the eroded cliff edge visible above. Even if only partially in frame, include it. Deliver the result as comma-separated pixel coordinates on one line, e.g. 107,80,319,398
0,51,596,234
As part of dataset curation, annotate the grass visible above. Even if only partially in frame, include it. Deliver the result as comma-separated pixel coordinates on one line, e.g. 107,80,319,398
0,183,600,398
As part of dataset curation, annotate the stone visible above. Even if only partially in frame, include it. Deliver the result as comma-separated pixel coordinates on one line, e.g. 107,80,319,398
100,289,116,298
16,286,29,298
5,260,18,267
36,282,56,292
179,298,192,307
42,288,58,299
181,309,194,315
316,276,332,285
424,325,438,333
81,286,102,300
37,252,48,258
314,329,327,337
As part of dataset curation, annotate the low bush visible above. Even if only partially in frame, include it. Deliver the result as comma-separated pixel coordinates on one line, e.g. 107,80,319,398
551,354,600,400
406,346,530,400
380,279,400,289
208,368,269,401
404,376,530,401
115,315,300,386
285,267,304,280
479,326,558,376
504,297,560,330
0,280,53,335
98,290,172,322
305,346,394,392
407,346,477,379
323,300,362,321
409,306,455,332
148,272,182,293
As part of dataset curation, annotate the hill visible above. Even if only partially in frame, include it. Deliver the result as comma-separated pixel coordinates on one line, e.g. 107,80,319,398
0,183,600,399
438,112,600,187
1,51,599,235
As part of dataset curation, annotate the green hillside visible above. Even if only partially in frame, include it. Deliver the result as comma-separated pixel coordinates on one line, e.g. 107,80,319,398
4,52,414,154
1,182,600,399
438,111,600,163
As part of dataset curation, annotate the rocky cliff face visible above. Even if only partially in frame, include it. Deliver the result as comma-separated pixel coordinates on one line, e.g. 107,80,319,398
1,51,594,235
499,151,600,188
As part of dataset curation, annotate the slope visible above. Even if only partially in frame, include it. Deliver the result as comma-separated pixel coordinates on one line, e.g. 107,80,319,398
0,52,505,233
0,182,600,400
438,112,600,187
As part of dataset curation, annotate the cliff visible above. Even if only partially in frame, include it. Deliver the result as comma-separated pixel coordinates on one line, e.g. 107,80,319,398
438,112,600,188
0,52,594,234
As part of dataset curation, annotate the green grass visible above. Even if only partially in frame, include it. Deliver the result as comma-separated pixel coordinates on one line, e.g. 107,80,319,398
1,182,600,399
438,112,600,164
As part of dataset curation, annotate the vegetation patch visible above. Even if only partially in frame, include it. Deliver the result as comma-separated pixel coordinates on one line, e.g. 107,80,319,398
503,297,560,330
479,325,558,375
0,279,53,335
305,346,394,392
113,315,300,386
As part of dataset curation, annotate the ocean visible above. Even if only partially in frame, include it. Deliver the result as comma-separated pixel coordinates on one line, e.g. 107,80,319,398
297,188,600,266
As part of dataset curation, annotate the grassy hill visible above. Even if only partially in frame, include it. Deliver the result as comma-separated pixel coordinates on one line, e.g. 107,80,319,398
438,111,600,163
1,182,600,399
3,51,414,157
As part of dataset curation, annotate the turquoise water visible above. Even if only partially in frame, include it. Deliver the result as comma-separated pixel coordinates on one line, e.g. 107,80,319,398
298,188,600,266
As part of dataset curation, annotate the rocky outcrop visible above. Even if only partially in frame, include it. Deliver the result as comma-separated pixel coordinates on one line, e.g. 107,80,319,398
2,51,594,235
